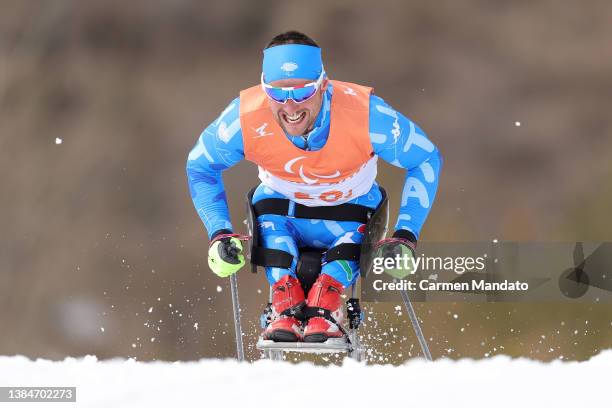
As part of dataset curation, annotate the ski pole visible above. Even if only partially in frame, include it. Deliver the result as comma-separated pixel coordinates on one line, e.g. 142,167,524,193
230,273,245,361
398,282,433,361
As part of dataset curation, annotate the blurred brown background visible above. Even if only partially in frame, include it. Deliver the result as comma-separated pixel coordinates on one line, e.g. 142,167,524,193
1,0,611,363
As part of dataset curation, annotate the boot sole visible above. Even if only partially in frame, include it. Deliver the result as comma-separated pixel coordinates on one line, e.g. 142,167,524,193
303,333,329,343
266,330,299,343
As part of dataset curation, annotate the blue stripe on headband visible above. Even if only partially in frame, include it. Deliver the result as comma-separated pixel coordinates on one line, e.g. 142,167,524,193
262,44,323,83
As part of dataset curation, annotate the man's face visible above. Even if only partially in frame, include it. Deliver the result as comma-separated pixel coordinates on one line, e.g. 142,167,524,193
267,78,328,137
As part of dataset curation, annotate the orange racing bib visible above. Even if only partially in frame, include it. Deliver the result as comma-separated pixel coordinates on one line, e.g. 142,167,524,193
240,80,376,206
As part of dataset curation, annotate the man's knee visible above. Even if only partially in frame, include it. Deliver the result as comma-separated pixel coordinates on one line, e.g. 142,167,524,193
265,267,296,286
321,260,360,288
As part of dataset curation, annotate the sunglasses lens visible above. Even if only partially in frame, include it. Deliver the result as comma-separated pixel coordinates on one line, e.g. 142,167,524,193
291,86,317,103
264,87,288,103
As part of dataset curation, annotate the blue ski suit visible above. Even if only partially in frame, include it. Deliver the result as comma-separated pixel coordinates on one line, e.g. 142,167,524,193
187,83,442,287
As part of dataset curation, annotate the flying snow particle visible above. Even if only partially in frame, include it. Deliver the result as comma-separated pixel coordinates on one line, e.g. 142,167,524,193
100,327,105,333
515,121,521,127
194,323,199,330
55,138,63,144
216,286,222,293
148,307,153,313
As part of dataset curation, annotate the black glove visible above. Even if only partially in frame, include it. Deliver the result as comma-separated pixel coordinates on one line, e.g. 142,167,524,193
374,229,417,278
208,229,245,277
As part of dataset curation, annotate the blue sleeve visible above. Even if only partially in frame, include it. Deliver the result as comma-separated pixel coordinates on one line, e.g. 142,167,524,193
186,97,245,239
369,94,443,240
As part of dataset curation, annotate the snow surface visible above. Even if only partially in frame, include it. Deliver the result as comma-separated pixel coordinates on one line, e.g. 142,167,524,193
1,352,610,407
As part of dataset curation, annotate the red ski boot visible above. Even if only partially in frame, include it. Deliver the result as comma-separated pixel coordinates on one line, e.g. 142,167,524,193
263,275,305,342
303,274,345,343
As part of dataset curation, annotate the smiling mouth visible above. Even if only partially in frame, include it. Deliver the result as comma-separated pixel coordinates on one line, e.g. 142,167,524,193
282,111,306,125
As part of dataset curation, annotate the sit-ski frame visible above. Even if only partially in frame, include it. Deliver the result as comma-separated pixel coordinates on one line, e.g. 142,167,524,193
255,283,366,361
229,274,431,362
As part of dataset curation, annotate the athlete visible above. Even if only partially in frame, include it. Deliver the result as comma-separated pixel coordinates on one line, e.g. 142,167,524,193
186,31,442,343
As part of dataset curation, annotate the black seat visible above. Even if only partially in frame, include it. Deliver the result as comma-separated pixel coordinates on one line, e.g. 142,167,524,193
295,249,324,295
